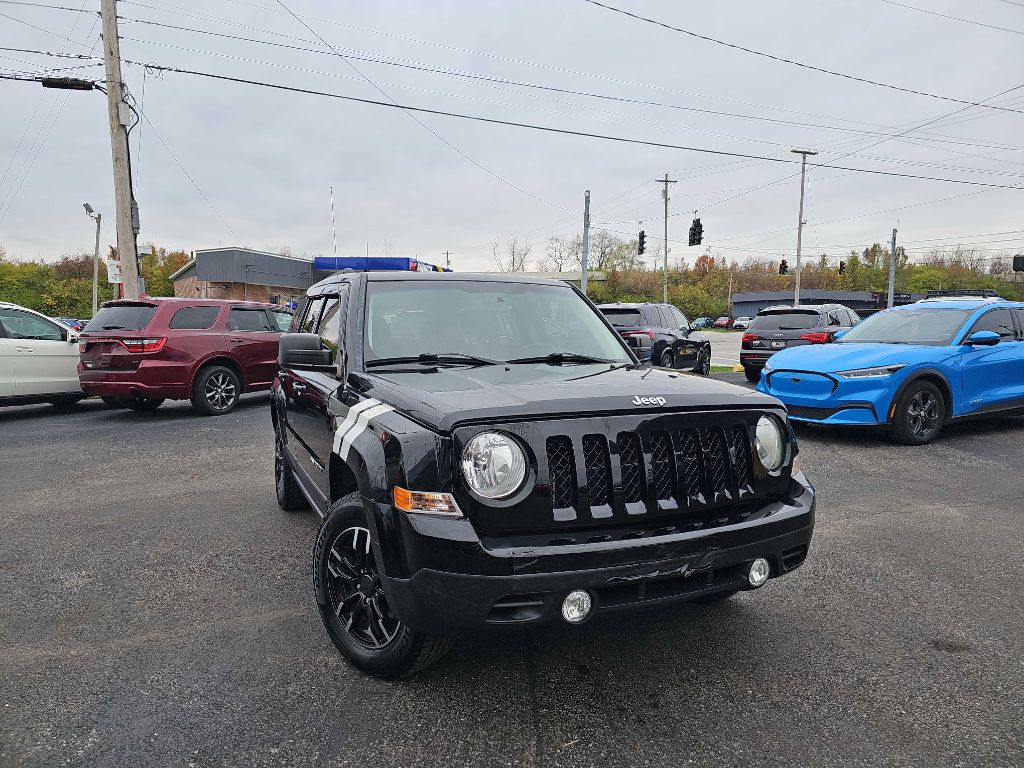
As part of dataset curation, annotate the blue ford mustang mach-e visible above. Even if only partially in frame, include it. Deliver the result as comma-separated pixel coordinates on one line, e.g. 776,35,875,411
757,297,1024,444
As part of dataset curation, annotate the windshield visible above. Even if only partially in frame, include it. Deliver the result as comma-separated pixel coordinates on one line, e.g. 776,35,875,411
750,311,820,331
84,304,157,332
838,308,973,346
364,280,631,364
599,308,643,327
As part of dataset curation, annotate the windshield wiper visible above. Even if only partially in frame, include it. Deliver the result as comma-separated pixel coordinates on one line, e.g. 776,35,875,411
365,353,501,368
506,352,616,365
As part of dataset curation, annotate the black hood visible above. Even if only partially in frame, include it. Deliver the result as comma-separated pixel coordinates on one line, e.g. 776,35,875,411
353,364,781,432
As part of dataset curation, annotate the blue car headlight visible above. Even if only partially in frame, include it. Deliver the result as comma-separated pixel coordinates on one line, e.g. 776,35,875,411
836,364,906,379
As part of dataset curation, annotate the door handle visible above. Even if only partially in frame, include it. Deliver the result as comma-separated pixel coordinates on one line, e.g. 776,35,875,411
15,346,33,353
293,383,306,394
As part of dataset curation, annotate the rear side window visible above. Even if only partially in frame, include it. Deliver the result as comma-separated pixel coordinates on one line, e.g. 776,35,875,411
228,308,274,332
750,311,821,331
969,308,1015,341
271,310,292,332
600,308,642,327
85,304,157,332
168,306,220,330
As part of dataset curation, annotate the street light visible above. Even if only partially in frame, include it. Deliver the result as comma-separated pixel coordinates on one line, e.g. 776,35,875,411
84,203,102,316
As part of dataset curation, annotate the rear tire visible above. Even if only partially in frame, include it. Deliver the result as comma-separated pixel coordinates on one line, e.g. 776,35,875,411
123,397,164,412
191,365,241,416
314,492,453,679
743,365,761,383
890,380,945,445
274,419,307,511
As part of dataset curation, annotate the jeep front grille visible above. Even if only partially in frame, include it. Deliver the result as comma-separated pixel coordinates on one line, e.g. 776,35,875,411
543,423,756,522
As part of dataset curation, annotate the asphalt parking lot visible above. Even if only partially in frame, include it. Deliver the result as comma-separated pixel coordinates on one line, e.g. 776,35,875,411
3,390,1023,768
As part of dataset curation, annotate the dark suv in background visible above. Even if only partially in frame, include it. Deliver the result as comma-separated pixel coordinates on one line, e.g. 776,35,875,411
740,304,860,382
598,302,711,374
78,298,292,414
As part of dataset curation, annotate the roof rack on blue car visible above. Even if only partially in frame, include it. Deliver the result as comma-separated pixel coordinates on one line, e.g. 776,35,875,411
922,288,1002,299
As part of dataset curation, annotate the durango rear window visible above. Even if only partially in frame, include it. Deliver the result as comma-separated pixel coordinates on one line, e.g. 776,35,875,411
749,311,821,331
85,304,157,332
600,309,643,327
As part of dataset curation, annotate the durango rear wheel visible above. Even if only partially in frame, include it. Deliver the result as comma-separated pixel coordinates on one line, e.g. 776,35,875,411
191,365,240,416
313,492,453,679
891,380,945,445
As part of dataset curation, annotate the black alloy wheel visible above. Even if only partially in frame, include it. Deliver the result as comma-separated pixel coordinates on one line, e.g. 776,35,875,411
314,492,453,678
659,348,675,369
695,346,711,376
891,380,945,445
325,526,401,650
274,423,307,511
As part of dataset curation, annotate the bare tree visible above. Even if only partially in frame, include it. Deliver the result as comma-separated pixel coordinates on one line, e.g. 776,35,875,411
535,235,575,272
492,235,532,272
586,229,623,270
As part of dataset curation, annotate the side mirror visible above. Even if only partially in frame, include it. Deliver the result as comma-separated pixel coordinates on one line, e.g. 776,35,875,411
67,331,79,344
833,329,847,340
965,330,1000,347
279,332,333,368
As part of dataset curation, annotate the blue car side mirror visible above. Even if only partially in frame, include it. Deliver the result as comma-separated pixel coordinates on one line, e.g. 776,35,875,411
965,330,1000,347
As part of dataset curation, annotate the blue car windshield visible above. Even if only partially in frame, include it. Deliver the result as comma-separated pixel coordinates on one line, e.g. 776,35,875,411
837,308,973,346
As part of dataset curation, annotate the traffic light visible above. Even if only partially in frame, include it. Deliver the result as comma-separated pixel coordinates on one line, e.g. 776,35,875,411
688,218,703,246
1014,254,1024,272
838,260,846,275
638,230,646,255
779,259,789,275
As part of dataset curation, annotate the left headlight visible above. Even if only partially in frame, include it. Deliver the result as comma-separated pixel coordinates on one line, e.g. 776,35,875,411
754,415,785,471
461,431,528,499
837,364,906,378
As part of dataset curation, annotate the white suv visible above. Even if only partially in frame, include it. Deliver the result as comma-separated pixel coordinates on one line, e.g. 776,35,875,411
0,302,85,408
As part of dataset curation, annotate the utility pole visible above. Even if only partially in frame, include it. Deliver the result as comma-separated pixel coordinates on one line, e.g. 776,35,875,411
887,227,898,309
656,173,678,303
581,189,591,294
84,204,101,315
791,149,817,306
100,0,140,299
330,186,337,257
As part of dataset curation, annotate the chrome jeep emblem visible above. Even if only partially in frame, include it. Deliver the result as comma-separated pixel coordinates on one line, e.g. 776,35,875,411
632,396,667,406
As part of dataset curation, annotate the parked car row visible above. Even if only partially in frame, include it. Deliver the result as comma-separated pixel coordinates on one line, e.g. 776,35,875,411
0,298,293,415
597,302,711,374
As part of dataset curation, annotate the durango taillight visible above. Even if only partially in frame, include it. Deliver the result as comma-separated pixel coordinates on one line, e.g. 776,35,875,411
624,329,657,340
742,332,759,344
799,332,830,344
119,337,167,353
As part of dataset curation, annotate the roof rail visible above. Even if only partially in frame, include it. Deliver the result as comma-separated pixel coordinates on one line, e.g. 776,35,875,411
924,288,1002,298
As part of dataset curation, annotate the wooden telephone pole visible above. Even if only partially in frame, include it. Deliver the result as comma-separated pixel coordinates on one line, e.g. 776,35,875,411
100,0,141,299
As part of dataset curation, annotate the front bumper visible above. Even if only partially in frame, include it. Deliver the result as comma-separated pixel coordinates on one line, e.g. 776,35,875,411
377,474,815,632
757,369,892,426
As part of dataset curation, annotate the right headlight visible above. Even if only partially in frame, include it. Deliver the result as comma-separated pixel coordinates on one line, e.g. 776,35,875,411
837,364,906,378
461,431,528,499
754,415,785,471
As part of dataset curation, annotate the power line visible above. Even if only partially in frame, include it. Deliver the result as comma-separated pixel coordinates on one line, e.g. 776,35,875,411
582,0,1024,115
268,0,571,213
116,59,1024,192
112,14,1024,154
878,0,1024,35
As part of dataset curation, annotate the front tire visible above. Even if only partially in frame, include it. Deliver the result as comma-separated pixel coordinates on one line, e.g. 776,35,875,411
274,420,307,511
891,380,945,445
191,365,241,416
314,492,453,679
658,349,674,369
743,365,761,383
694,345,711,376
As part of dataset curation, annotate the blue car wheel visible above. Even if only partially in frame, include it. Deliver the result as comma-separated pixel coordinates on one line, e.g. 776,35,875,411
890,380,946,445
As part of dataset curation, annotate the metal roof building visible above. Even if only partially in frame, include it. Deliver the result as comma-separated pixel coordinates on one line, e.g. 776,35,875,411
171,248,318,304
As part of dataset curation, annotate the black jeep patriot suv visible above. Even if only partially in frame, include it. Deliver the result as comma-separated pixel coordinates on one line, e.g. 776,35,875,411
272,272,815,678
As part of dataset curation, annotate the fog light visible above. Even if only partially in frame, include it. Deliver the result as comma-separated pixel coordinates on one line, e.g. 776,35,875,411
561,590,592,623
748,558,771,587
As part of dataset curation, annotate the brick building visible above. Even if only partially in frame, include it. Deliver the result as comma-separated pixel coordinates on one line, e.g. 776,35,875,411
171,248,317,305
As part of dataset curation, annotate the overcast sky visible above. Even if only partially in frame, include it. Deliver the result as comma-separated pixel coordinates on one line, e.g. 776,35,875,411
1,0,1022,271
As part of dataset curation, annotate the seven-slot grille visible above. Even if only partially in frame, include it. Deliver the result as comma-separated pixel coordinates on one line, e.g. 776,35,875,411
545,423,756,521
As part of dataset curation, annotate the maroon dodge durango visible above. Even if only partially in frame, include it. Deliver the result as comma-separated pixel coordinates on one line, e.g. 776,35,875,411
78,298,292,415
